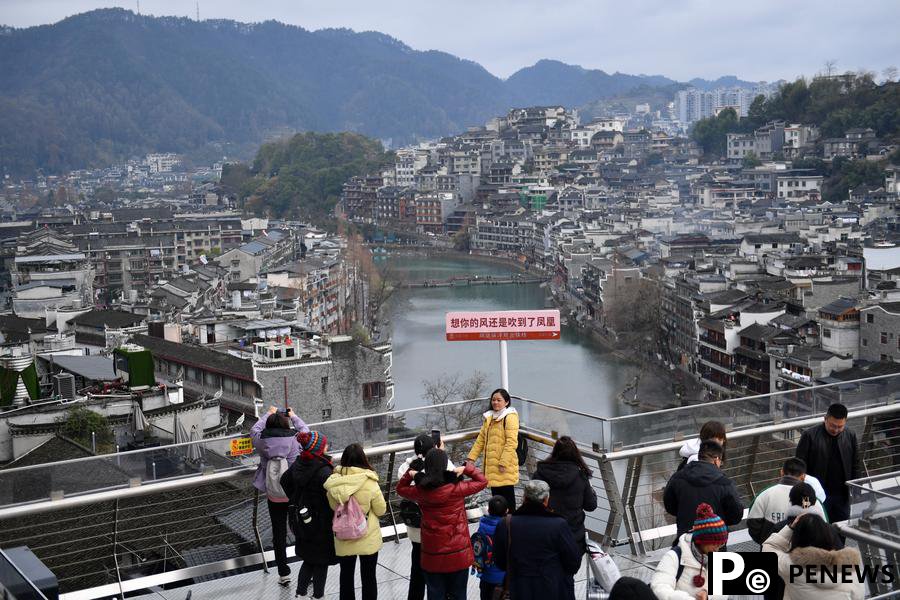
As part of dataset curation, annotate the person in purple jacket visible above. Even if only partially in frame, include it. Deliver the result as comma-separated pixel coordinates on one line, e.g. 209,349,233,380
251,405,309,585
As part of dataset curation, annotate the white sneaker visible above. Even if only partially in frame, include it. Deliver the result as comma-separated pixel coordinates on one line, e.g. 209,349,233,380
278,575,291,586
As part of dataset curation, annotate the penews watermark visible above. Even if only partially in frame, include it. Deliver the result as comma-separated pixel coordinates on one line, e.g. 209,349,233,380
708,551,897,595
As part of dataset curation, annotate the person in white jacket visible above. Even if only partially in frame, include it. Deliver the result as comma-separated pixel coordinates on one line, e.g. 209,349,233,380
677,421,726,469
651,503,730,600
748,461,828,546
762,514,864,600
396,433,455,600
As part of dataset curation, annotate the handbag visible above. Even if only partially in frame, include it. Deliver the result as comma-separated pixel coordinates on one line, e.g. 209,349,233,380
492,514,512,600
588,547,621,592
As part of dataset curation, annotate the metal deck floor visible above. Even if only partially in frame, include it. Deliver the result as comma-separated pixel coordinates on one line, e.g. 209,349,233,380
130,528,657,600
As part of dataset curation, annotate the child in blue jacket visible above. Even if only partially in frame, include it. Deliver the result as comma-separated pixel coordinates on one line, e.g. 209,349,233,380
473,495,508,600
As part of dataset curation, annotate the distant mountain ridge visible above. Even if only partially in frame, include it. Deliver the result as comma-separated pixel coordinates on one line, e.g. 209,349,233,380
0,9,767,176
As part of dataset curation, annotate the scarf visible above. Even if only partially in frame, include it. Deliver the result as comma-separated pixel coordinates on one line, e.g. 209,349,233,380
483,406,517,421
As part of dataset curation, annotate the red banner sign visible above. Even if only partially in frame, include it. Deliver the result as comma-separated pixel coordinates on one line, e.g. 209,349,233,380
445,309,561,341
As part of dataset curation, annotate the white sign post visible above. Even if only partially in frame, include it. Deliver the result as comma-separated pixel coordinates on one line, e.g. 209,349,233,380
445,309,562,392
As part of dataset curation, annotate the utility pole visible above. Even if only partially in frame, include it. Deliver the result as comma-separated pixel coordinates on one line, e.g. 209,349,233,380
196,1,200,21
136,0,140,15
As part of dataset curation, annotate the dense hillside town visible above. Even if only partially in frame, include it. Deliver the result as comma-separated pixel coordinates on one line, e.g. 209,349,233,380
339,93,899,401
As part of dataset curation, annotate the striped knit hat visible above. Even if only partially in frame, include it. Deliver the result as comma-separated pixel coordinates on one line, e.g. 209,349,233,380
298,430,327,457
691,503,728,547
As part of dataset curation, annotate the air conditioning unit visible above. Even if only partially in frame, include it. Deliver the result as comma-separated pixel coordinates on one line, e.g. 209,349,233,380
775,380,785,390
775,360,783,368
53,373,76,400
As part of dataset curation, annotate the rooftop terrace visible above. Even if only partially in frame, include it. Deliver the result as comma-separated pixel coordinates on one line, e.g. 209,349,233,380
2,374,900,599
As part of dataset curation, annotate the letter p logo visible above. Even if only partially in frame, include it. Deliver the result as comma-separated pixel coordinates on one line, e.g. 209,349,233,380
710,552,745,595
709,551,776,594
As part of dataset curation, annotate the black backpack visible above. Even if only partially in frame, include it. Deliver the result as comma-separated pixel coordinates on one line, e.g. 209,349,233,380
516,431,528,465
399,499,422,528
503,416,529,466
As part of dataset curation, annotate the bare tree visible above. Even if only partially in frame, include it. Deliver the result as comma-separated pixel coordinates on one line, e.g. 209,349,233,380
602,275,662,355
421,371,488,463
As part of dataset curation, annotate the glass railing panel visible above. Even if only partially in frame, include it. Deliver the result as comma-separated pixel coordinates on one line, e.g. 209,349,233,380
517,398,606,452
0,435,246,506
604,373,900,450
848,473,900,545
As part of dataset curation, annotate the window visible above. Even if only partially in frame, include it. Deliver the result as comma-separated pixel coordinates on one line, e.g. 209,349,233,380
867,314,875,323
322,408,332,420
362,382,386,407
823,328,831,339
363,415,388,435
882,332,888,344
863,338,868,347
321,376,328,393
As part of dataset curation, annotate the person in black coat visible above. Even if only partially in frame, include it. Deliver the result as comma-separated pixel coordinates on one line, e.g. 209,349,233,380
795,403,861,523
663,440,744,536
532,436,598,556
280,431,337,599
494,479,581,600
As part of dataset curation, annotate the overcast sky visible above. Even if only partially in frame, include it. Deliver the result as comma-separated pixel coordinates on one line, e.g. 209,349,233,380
3,0,898,82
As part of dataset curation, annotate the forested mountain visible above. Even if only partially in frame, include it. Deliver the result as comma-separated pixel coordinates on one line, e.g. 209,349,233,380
0,9,760,176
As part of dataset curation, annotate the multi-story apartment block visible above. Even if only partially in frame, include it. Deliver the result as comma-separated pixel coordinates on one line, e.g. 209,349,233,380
859,303,900,362
776,175,823,199
11,230,94,318
340,175,383,223
215,230,296,283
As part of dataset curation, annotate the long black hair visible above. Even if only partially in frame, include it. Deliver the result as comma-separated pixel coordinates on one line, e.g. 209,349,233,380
417,448,451,490
488,388,511,409
340,443,374,471
790,513,836,552
543,436,592,477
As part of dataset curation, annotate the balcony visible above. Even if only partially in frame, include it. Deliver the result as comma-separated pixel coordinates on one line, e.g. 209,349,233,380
2,376,900,598
697,332,726,350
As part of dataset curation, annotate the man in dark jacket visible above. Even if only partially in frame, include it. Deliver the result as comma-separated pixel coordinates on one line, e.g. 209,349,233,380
532,451,598,556
796,403,861,523
494,479,581,600
663,440,744,536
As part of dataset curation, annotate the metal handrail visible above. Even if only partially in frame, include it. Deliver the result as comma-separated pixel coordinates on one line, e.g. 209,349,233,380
604,403,900,460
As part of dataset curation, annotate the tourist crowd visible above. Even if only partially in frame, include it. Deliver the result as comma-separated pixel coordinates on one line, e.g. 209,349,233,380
251,394,866,600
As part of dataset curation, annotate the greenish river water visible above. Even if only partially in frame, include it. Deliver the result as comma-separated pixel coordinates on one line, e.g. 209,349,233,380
381,254,638,417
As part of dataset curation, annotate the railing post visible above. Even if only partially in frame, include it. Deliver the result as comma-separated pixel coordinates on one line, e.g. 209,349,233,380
860,415,876,477
622,455,646,555
597,455,631,553
743,435,761,498
252,489,269,573
112,498,124,600
384,451,401,544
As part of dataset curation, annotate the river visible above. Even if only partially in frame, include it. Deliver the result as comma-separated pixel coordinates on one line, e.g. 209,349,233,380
380,253,640,417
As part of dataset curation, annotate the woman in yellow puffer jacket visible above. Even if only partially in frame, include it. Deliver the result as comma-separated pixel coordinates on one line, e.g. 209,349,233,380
324,443,386,600
466,388,519,509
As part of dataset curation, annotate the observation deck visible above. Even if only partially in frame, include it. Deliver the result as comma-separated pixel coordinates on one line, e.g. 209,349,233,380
2,374,900,599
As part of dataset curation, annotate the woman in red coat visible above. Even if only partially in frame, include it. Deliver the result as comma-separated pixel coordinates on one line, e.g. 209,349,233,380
397,447,487,600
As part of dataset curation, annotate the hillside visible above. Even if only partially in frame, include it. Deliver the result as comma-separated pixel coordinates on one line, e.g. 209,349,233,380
0,9,763,176
234,132,394,223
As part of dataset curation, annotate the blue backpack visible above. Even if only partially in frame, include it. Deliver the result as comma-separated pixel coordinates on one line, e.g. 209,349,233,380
471,529,495,576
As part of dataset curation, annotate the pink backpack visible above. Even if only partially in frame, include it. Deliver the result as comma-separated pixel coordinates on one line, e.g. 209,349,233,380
332,496,368,540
